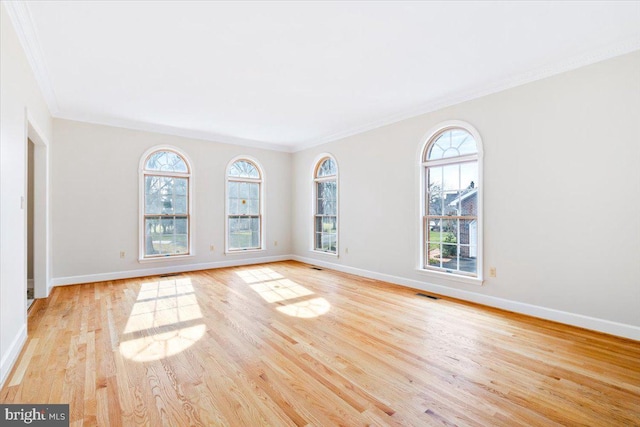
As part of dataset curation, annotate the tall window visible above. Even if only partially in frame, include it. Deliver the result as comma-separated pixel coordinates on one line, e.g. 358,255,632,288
314,156,338,253
141,148,191,258
423,125,482,277
227,158,263,251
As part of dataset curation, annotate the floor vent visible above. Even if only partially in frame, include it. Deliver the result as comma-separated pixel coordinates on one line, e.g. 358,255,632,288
160,273,180,278
310,267,323,271
417,293,439,300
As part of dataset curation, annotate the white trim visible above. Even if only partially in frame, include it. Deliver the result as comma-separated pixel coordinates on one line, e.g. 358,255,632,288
291,255,640,341
310,249,339,258
225,248,267,256
4,2,638,154
138,254,194,263
292,39,640,153
224,155,266,253
311,153,339,255
418,120,484,281
138,145,194,261
26,112,51,299
3,1,59,114
44,254,640,340
55,110,293,153
52,255,292,287
0,323,27,389
416,268,482,286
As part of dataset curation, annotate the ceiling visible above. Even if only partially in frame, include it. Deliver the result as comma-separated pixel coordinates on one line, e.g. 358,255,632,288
5,1,640,152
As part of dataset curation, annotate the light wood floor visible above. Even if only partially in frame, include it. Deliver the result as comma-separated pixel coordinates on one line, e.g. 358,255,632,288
2,261,639,426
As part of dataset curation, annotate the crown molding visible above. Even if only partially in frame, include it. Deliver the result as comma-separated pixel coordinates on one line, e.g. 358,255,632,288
4,0,638,154
293,37,640,152
54,111,295,153
3,0,60,114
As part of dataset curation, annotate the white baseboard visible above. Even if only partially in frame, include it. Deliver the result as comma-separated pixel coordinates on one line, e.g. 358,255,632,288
51,255,292,286
48,253,639,340
292,255,640,341
0,323,27,388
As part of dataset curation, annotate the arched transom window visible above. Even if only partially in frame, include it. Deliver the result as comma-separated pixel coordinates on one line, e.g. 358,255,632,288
227,158,263,251
314,156,338,253
141,148,191,258
423,126,482,278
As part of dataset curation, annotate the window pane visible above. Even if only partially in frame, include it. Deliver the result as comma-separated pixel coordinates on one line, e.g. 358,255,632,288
428,133,449,160
145,176,188,215
175,195,187,214
145,176,162,214
322,216,337,233
322,234,336,252
459,256,477,274
317,158,337,177
247,183,260,215
145,151,188,173
145,216,188,256
228,216,260,249
250,183,259,199
460,162,478,192
238,182,250,199
428,192,443,216
426,227,441,267
228,181,239,198
453,130,477,155
460,192,477,216
427,129,476,160
228,181,259,216
444,192,460,216
428,167,442,191
229,160,259,178
460,219,478,253
317,181,337,215
443,164,459,191
248,199,260,215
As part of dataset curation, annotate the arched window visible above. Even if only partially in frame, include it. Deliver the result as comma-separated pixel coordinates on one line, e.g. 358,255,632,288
422,123,483,278
314,156,338,254
226,158,263,251
140,147,191,258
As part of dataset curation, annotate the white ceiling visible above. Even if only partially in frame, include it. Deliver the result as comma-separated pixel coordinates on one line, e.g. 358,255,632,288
5,1,640,152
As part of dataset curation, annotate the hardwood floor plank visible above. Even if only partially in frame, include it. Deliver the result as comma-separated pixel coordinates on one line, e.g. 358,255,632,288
1,261,638,426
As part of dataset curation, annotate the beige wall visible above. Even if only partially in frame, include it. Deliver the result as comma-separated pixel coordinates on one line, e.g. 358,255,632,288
0,4,53,384
51,119,292,281
292,51,640,333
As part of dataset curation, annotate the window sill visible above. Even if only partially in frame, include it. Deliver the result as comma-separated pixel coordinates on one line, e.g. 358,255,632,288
416,268,483,286
225,248,266,255
310,250,339,258
139,254,194,263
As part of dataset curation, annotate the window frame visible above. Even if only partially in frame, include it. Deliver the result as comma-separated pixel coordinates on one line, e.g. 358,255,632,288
225,156,265,254
138,146,194,262
312,154,339,256
418,121,484,285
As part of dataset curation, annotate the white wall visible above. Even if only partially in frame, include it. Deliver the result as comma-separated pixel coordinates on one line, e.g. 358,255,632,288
51,119,292,283
292,51,640,337
0,4,53,385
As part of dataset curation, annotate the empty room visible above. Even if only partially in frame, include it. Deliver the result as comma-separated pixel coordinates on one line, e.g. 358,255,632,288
1,1,639,426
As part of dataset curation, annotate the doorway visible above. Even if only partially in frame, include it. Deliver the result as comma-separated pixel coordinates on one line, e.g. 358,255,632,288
26,119,50,306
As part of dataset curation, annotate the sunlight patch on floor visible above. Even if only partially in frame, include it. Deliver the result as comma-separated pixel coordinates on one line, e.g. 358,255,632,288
249,279,314,303
120,277,205,361
238,267,331,318
276,297,331,318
